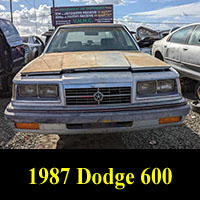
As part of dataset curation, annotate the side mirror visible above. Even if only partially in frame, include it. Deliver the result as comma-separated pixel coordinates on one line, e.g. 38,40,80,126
130,31,136,35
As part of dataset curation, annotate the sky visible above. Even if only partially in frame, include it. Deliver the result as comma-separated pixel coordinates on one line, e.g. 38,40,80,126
0,0,200,36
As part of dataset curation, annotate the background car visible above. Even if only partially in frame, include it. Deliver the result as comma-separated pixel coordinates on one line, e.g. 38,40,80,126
129,26,170,55
21,35,45,64
152,23,200,100
0,18,25,97
136,26,169,49
42,29,55,46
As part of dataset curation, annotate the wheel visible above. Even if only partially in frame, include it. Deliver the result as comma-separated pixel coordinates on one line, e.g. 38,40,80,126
195,82,200,100
191,101,200,114
155,51,164,61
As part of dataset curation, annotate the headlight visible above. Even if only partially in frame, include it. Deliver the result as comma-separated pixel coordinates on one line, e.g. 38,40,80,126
17,84,58,98
18,84,37,97
137,81,156,94
39,85,58,97
137,80,176,95
157,80,175,93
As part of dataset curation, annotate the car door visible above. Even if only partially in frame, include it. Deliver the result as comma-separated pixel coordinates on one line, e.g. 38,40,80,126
34,36,45,55
164,25,194,67
180,25,200,74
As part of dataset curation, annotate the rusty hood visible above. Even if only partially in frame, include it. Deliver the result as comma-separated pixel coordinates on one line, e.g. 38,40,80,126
21,51,169,75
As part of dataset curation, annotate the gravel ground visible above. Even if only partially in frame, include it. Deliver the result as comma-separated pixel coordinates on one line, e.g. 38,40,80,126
121,110,200,149
0,97,200,149
0,98,15,148
0,98,59,149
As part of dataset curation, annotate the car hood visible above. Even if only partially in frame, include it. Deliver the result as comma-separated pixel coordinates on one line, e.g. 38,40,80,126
21,51,169,75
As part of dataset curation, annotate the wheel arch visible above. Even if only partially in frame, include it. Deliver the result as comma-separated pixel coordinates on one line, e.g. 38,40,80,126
155,50,164,61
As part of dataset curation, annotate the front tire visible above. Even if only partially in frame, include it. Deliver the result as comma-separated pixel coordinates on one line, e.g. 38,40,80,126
191,101,200,114
195,82,200,100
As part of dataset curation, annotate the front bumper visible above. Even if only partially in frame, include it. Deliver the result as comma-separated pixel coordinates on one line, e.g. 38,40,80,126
4,101,190,135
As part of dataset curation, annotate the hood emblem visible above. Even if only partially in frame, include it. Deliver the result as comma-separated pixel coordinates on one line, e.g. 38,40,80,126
94,91,104,102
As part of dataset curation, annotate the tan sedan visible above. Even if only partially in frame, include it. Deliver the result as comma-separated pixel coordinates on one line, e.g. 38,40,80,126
5,24,189,135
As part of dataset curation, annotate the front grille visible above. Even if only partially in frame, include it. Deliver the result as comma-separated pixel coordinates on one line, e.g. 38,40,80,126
65,87,131,106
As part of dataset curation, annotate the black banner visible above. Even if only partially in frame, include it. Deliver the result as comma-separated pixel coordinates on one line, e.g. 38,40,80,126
51,5,113,27
0,150,198,196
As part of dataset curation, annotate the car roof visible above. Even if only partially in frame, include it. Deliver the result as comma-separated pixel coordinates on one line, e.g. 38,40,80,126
172,23,200,32
186,22,200,26
0,18,10,23
59,23,124,28
165,22,200,37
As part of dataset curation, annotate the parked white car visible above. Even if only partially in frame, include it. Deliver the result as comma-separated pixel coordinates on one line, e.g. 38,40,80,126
21,35,44,64
152,23,200,99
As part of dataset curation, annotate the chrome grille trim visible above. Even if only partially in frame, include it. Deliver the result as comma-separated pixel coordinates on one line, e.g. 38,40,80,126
64,83,132,106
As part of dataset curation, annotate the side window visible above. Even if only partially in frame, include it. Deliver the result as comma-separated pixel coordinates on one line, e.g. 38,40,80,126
37,37,43,44
188,25,200,46
28,37,34,44
168,26,194,44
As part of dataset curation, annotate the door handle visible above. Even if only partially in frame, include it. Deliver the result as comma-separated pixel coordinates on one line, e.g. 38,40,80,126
183,47,189,51
164,45,167,48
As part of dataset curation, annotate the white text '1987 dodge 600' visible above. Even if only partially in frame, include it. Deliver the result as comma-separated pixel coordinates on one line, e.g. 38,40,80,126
4,24,190,135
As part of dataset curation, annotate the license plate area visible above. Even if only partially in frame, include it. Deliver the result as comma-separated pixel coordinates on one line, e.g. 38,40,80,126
66,121,133,129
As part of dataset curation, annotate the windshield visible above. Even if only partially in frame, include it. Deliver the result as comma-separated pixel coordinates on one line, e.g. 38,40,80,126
46,27,138,53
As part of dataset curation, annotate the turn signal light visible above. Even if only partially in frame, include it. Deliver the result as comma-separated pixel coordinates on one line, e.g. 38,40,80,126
159,116,181,124
15,123,39,130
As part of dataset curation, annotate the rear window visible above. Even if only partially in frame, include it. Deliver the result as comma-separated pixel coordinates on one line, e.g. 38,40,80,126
0,19,23,47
